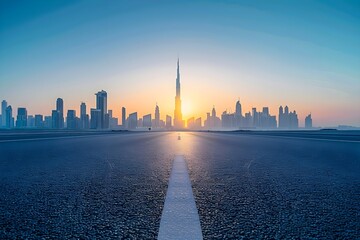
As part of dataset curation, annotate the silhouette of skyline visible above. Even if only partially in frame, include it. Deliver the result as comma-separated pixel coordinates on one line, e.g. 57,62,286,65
174,58,184,129
3,59,357,130
0,1,359,127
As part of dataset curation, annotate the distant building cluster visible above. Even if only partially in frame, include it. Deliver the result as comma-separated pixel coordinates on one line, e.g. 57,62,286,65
0,60,314,131
0,99,312,131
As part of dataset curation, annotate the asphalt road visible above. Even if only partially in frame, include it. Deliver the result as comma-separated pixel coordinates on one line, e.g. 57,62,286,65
0,131,359,239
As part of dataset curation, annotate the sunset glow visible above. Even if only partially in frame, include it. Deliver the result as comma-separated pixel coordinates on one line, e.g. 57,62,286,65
0,1,359,127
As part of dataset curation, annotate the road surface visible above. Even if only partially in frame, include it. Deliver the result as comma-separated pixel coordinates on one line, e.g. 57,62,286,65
0,131,359,239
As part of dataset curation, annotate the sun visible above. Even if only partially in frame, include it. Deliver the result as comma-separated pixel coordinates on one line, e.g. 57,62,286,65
182,100,192,119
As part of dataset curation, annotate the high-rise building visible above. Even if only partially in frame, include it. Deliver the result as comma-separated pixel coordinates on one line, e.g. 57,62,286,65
67,110,77,129
109,117,118,129
166,115,172,129
305,114,312,129
159,120,165,128
44,116,52,128
289,111,299,128
259,107,277,129
80,102,86,117
143,114,152,128
235,100,242,117
52,110,60,129
5,105,12,128
34,115,43,128
128,112,138,129
212,107,216,118
174,59,184,128
16,108,27,128
56,98,64,128
235,100,242,128
262,107,269,116
221,111,236,129
1,100,7,128
285,105,289,115
278,106,284,128
107,110,118,129
154,104,160,128
204,106,221,129
27,115,35,128
104,113,110,129
95,90,108,129
252,108,259,128
187,117,195,129
243,112,252,128
195,117,202,129
138,118,143,128
278,105,298,129
80,102,89,129
90,108,101,129
122,107,126,128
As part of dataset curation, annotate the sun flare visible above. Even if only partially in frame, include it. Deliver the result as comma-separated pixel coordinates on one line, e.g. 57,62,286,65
181,100,192,119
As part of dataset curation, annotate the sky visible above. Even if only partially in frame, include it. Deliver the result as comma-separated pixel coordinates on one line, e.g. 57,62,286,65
0,0,359,127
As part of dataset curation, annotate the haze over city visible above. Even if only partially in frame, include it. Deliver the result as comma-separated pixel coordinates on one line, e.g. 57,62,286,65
1,1,360,239
1,1,359,127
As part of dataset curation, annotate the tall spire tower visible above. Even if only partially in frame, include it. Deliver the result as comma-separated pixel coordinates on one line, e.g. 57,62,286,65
174,58,184,128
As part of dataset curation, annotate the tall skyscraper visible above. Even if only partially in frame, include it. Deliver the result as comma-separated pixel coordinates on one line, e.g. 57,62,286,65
16,107,27,128
34,114,43,128
52,110,60,129
5,105,12,128
278,106,284,128
187,117,195,129
44,116,52,128
56,98,64,128
166,115,172,129
235,100,242,128
90,108,101,129
154,104,160,128
128,112,138,129
27,115,35,128
1,100,7,128
122,107,126,128
305,114,313,129
143,114,152,128
205,106,221,129
195,117,202,129
259,107,277,129
289,111,299,128
95,90,108,129
252,107,259,127
174,59,184,128
107,110,118,129
80,102,86,117
235,100,242,117
66,110,77,129
80,102,89,129
278,105,298,129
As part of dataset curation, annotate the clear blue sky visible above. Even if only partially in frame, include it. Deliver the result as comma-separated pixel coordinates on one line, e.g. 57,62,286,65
0,0,359,127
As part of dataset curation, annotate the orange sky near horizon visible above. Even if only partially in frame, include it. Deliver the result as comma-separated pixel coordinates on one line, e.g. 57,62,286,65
2,58,359,128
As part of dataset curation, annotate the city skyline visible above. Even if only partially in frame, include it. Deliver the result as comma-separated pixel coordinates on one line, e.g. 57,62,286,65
0,58,309,130
0,58,358,129
1,1,359,127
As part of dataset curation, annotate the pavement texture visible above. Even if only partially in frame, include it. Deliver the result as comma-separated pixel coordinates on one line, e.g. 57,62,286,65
0,131,359,239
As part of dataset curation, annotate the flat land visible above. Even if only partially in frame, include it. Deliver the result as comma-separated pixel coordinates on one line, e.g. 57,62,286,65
0,131,359,239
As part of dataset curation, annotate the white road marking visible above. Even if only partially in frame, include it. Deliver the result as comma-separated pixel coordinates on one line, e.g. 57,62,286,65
158,155,203,240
